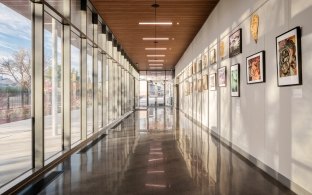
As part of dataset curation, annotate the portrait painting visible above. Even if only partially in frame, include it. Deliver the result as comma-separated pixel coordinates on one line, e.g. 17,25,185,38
218,66,227,87
229,29,242,58
209,45,217,65
231,64,240,97
246,51,265,84
209,73,216,91
276,27,302,86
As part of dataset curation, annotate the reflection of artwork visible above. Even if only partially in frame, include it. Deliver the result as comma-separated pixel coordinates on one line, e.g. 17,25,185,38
197,79,202,92
229,29,242,58
203,75,208,90
202,52,208,68
209,73,216,91
231,64,240,97
276,27,302,86
193,80,197,92
251,14,259,43
218,66,227,87
197,57,202,72
209,46,217,65
192,61,197,74
246,51,265,84
220,40,225,59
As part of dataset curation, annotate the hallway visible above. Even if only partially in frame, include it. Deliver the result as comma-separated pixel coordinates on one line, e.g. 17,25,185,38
19,108,294,195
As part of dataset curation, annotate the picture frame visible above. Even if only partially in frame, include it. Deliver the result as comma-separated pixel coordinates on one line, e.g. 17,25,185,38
231,64,240,97
246,51,265,84
220,36,228,60
218,66,227,87
209,73,216,91
197,55,202,73
276,26,302,86
193,80,197,92
229,28,242,58
202,51,209,69
197,79,202,92
209,45,217,65
192,61,197,74
203,75,208,90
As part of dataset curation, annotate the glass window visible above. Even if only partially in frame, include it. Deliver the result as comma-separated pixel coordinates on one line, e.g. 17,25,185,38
71,0,81,30
87,43,93,135
71,31,81,145
98,52,103,128
44,13,63,160
87,8,93,41
46,0,64,15
139,81,147,107
0,1,32,186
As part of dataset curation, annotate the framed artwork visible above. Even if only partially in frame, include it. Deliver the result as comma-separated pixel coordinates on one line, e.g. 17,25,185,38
190,80,193,93
209,45,217,65
250,14,259,43
197,56,202,72
188,66,192,77
229,28,242,58
246,51,265,84
231,64,240,97
218,66,227,87
192,61,197,74
197,79,202,92
203,75,208,90
202,51,208,69
276,26,302,86
209,73,216,91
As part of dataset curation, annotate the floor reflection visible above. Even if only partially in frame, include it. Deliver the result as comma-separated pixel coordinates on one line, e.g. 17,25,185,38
21,108,295,195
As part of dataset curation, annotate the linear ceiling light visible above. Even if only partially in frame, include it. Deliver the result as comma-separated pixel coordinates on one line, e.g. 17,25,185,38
143,38,169,41
150,67,163,70
139,22,172,25
148,59,164,62
149,64,163,66
145,48,167,50
147,55,165,57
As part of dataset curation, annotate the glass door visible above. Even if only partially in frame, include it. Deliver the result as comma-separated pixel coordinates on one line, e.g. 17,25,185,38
148,81,165,107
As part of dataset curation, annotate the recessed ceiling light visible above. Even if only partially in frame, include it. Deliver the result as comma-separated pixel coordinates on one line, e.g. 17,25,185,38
145,48,167,51
143,38,169,41
139,22,172,25
149,64,163,66
149,59,164,62
147,55,165,57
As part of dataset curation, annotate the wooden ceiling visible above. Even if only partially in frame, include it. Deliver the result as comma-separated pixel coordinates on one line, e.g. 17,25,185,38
90,0,219,70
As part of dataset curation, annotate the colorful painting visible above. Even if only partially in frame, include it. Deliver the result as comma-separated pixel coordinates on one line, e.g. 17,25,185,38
231,64,240,97
229,29,242,58
246,51,265,84
250,14,259,43
276,27,302,86
209,73,216,91
218,66,227,87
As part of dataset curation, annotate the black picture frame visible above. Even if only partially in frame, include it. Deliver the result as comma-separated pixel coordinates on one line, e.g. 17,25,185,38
246,51,265,84
229,28,242,58
230,64,240,97
276,26,302,87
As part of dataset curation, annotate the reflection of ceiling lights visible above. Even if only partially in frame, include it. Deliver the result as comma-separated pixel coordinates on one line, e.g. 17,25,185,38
149,64,163,66
145,184,166,188
139,22,172,25
148,59,164,62
150,67,162,70
145,48,167,50
147,55,165,57
143,38,169,41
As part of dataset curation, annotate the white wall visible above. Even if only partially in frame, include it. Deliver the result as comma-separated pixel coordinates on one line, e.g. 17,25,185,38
175,0,312,194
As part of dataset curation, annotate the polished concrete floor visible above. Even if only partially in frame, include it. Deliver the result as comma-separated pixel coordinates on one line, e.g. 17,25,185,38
19,108,295,195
